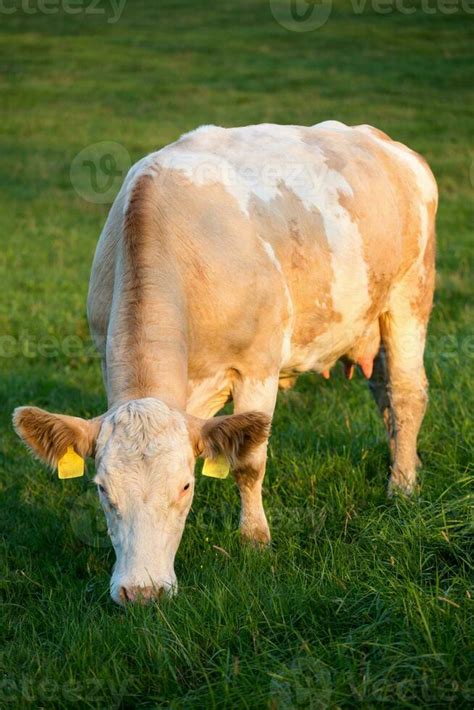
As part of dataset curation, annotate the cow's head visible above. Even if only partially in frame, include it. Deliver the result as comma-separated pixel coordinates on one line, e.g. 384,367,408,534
13,398,270,604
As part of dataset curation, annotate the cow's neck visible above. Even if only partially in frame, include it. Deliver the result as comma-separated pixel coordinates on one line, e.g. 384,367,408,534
105,297,189,410
105,176,189,410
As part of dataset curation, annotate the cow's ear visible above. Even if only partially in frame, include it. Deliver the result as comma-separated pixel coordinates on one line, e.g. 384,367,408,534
13,406,101,468
190,411,271,468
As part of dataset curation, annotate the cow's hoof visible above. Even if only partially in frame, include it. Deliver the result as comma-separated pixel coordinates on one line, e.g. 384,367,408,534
387,477,418,498
240,526,271,548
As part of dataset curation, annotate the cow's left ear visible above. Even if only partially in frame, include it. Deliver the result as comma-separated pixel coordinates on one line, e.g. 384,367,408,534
13,406,101,468
189,411,271,468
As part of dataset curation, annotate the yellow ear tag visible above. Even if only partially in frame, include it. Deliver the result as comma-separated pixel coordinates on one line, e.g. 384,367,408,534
202,454,230,479
57,446,85,480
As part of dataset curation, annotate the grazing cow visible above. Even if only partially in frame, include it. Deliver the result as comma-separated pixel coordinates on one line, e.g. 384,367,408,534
13,122,437,604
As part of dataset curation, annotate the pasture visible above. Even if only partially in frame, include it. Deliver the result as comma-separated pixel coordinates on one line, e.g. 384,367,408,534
0,0,473,707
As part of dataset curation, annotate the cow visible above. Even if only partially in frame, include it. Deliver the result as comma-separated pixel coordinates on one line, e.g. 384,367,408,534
13,121,437,604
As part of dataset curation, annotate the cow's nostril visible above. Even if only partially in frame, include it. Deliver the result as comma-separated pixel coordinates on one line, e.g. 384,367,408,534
119,585,163,604
119,586,131,603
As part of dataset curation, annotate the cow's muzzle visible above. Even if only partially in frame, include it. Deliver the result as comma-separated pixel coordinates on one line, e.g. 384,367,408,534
118,584,165,604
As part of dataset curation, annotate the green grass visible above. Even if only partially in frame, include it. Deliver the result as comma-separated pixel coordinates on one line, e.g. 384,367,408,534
0,1,473,707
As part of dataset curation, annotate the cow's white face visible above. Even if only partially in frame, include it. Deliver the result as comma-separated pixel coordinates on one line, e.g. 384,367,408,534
94,399,195,604
13,398,270,605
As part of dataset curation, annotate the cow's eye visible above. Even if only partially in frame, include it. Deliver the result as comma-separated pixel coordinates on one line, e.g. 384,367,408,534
183,482,191,491
97,485,119,514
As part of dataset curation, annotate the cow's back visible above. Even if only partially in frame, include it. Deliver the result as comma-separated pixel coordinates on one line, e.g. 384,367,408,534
88,122,437,385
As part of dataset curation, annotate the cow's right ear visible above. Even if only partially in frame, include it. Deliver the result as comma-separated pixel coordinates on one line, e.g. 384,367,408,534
13,406,101,468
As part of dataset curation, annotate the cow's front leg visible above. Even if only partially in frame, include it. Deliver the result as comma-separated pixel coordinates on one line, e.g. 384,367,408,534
232,374,279,545
234,443,271,545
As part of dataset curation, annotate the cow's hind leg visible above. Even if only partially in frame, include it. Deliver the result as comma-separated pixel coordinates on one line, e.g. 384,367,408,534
380,296,430,495
232,374,279,545
368,343,395,462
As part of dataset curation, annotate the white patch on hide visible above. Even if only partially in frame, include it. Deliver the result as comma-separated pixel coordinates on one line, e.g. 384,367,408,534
147,123,353,217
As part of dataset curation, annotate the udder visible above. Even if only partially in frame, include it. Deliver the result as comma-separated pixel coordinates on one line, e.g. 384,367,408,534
322,319,381,380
